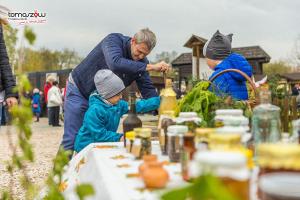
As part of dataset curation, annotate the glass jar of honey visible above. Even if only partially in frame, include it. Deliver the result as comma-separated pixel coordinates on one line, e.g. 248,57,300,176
209,133,242,151
195,151,250,200
194,128,215,150
131,128,152,159
257,143,300,175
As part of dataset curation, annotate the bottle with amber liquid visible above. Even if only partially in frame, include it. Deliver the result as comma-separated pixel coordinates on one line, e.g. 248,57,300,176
123,91,142,147
159,78,178,116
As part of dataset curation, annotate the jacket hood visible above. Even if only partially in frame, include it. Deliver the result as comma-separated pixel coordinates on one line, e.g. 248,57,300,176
89,91,113,108
214,53,253,81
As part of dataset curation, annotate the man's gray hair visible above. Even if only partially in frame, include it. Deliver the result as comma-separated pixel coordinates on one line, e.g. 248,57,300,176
133,28,157,51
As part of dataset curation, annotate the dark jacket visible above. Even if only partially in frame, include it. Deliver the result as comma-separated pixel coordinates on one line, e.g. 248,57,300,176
209,53,253,100
0,25,17,99
71,33,158,99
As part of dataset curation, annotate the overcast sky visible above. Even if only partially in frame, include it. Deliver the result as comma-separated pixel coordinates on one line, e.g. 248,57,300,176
2,0,300,62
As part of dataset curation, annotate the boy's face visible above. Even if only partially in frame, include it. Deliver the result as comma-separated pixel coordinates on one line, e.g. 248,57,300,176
107,93,122,105
206,58,217,70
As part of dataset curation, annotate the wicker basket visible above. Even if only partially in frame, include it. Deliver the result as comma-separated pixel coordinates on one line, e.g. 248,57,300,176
209,69,258,108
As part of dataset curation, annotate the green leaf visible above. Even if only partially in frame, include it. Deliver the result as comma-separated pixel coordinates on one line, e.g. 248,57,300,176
24,26,36,45
161,186,191,200
76,184,95,200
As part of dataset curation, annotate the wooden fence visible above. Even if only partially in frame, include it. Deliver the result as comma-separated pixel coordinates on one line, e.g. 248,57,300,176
273,96,299,132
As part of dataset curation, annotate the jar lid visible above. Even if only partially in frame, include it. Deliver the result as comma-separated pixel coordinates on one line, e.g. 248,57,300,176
175,116,202,124
216,126,247,135
161,110,176,117
195,128,215,136
259,172,300,198
209,133,241,143
195,151,246,168
215,116,249,126
138,128,152,138
215,109,243,116
167,125,188,135
178,112,198,118
126,131,135,140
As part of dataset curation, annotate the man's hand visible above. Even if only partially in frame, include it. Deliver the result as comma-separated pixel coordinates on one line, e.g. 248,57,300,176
6,97,18,108
146,61,170,72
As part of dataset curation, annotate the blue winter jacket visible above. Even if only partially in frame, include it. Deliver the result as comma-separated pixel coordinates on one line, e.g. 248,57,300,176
209,53,253,100
71,33,157,100
32,93,41,114
74,92,160,152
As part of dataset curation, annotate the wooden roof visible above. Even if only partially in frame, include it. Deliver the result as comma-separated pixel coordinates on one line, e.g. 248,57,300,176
280,73,300,82
184,34,207,48
172,46,270,66
171,53,192,66
233,46,271,61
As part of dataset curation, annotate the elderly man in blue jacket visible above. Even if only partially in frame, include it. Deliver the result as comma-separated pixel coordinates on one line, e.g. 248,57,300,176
61,28,169,153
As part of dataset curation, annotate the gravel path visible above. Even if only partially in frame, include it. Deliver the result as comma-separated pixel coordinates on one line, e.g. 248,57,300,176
0,118,63,199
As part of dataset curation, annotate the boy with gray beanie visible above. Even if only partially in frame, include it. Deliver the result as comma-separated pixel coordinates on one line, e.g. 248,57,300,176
204,30,253,100
74,69,160,153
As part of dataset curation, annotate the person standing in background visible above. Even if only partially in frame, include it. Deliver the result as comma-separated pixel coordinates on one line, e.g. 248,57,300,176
0,6,18,126
44,76,54,125
32,88,41,122
47,81,62,127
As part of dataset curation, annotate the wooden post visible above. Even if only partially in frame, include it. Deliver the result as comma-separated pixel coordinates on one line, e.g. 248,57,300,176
283,97,289,132
292,96,298,120
196,45,200,79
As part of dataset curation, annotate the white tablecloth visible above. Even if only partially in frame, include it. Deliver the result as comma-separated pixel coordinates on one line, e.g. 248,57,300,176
63,142,185,200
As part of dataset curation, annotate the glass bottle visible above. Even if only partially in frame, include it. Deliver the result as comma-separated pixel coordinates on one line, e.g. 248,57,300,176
159,79,178,116
181,132,196,181
123,91,142,147
167,125,188,162
252,89,281,148
158,111,175,155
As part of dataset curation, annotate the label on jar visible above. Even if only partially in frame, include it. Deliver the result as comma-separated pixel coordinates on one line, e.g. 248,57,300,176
132,138,141,158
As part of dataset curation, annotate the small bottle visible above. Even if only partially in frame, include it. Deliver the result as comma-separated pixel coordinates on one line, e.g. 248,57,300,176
181,132,196,181
123,91,142,147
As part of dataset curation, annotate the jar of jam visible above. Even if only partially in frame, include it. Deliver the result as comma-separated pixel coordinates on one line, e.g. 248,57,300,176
167,125,188,162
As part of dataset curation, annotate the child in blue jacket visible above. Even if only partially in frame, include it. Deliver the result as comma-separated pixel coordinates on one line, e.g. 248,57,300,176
74,69,160,153
203,30,253,100
32,88,41,122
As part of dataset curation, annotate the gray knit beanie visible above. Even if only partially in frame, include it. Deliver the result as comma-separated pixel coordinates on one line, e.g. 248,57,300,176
94,69,125,99
203,30,233,60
